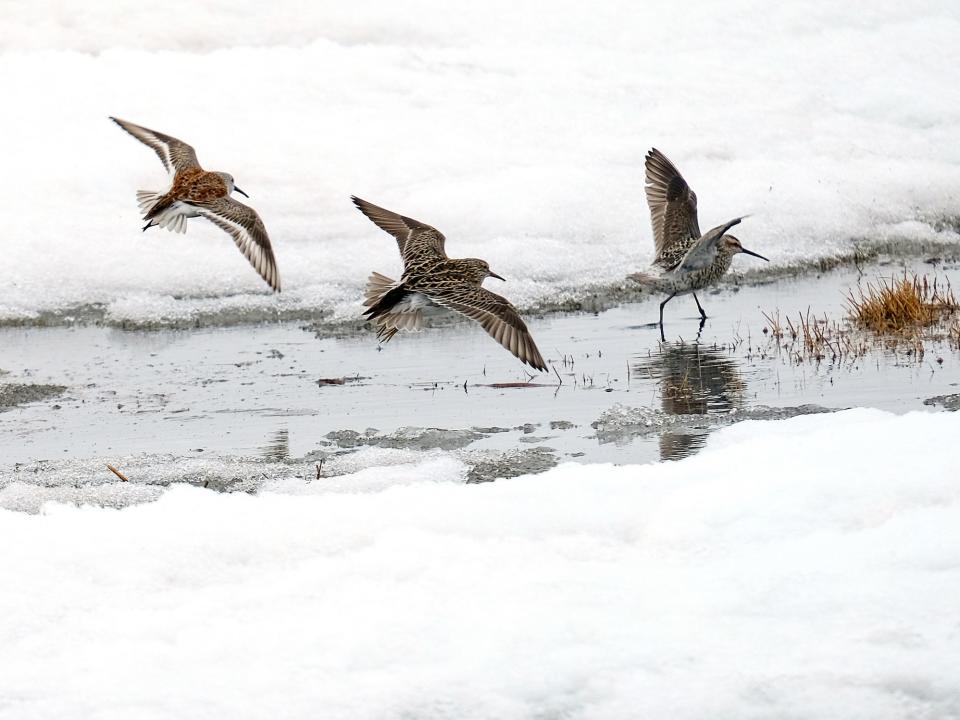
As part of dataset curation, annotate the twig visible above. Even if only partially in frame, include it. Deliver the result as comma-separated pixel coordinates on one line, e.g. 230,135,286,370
106,464,129,482
552,365,563,387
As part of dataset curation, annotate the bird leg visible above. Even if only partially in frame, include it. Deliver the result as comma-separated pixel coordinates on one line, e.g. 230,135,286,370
659,292,676,342
142,220,157,232
692,292,707,320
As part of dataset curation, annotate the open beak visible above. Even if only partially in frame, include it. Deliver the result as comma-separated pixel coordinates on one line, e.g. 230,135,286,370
741,248,768,262
488,271,506,281
234,186,250,198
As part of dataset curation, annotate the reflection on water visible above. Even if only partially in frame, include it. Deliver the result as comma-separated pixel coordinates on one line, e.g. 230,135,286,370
261,428,290,462
633,343,746,461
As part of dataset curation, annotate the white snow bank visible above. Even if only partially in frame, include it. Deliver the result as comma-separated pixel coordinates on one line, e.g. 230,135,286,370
2,408,960,718
2,1,960,325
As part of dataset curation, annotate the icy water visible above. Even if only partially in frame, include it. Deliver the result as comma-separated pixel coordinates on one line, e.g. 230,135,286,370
2,258,958,511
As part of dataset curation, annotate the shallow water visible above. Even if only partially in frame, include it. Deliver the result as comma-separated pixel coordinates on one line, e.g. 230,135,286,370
2,258,958,508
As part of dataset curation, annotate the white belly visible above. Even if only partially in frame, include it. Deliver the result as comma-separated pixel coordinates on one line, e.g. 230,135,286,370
394,292,436,312
154,202,200,234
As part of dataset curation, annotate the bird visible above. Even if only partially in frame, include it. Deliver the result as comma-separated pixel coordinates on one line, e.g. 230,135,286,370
351,196,547,371
110,117,280,292
629,148,767,340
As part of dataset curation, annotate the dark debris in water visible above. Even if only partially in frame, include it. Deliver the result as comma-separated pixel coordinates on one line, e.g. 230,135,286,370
479,381,555,389
317,375,369,387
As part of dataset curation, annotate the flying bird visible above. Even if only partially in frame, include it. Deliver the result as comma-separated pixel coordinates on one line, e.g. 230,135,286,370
352,196,547,371
111,117,280,292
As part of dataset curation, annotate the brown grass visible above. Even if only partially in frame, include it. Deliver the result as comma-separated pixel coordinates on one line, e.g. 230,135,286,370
846,273,958,335
761,272,960,365
950,317,960,349
761,308,869,364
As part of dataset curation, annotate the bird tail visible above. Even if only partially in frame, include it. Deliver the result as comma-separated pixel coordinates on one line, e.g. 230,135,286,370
628,270,670,293
149,207,188,234
628,270,655,285
363,272,424,343
136,190,164,217
363,272,399,309
137,192,190,234
372,307,425,344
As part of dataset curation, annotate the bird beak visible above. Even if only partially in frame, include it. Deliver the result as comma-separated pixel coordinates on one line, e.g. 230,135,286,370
741,248,768,261
234,186,250,198
488,271,506,281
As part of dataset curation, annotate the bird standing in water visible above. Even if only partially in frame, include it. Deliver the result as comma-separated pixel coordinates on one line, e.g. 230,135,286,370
629,148,767,340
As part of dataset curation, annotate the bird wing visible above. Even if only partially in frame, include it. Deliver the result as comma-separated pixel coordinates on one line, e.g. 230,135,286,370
192,196,281,292
644,148,701,267
351,196,447,264
428,286,547,371
111,117,201,175
675,216,746,273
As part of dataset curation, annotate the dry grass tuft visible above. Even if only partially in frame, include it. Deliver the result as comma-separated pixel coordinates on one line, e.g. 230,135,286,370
762,308,869,364
761,272,960,365
950,317,960,349
846,273,958,335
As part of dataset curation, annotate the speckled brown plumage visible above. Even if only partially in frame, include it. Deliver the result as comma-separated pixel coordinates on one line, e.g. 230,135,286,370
629,148,768,338
193,197,280,293
352,196,547,371
143,167,229,223
645,148,701,270
111,119,200,174
111,117,281,292
179,169,229,204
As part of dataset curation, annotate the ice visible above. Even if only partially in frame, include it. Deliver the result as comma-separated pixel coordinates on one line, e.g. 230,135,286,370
2,409,960,718
0,442,562,512
324,426,485,451
924,393,960,410
2,1,960,327
0,382,66,409
591,401,835,444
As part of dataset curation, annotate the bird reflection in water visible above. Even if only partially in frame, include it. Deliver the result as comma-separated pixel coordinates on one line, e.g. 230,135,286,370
632,342,746,461
261,428,290,462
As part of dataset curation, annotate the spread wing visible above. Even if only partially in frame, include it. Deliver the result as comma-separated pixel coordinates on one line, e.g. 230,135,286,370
676,216,745,273
645,148,701,267
429,286,547,371
111,117,201,175
351,196,447,265
192,196,281,292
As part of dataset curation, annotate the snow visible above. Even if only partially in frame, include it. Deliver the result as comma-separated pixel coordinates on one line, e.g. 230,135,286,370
5,6,958,714
2,1,960,326
2,408,960,719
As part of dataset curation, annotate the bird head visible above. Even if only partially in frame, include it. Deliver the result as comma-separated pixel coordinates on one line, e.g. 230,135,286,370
463,259,505,284
216,172,249,198
723,235,768,262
